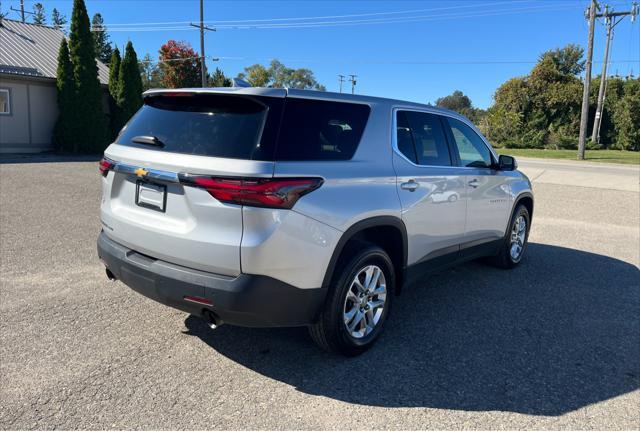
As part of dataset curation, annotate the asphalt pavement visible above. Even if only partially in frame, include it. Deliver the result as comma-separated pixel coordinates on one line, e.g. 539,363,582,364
0,157,638,430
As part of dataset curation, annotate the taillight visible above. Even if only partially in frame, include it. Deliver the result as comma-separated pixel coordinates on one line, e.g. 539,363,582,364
99,157,114,176
179,176,323,209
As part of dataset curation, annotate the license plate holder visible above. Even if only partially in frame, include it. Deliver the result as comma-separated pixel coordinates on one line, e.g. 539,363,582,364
135,180,167,212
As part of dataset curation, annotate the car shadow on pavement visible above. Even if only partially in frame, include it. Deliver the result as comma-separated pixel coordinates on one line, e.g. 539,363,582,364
183,243,640,416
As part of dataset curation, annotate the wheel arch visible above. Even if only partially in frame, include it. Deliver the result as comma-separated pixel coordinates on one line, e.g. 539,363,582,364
322,216,408,294
515,192,534,220
505,192,534,237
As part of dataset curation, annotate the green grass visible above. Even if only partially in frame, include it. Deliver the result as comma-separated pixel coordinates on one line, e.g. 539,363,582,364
495,148,640,165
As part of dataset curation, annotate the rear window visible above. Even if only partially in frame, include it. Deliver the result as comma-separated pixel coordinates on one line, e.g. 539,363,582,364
116,94,369,161
116,94,283,160
275,98,370,161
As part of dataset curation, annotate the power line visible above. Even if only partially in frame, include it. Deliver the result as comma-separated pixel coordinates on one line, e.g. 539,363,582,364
215,56,638,65
139,55,639,66
89,1,613,32
97,1,536,27
212,3,586,29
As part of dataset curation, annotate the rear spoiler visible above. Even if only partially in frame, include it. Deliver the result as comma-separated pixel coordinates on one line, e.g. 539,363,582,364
142,87,287,101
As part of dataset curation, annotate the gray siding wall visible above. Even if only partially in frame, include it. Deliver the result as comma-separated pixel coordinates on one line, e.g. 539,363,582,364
0,76,57,153
0,75,112,154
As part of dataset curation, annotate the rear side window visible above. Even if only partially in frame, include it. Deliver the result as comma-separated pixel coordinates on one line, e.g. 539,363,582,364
116,94,283,160
396,111,451,166
275,98,370,161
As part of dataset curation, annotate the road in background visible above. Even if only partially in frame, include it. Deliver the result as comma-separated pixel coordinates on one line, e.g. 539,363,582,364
518,157,640,192
1,159,638,429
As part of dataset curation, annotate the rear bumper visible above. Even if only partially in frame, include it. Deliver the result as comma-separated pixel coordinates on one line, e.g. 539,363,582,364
97,231,327,327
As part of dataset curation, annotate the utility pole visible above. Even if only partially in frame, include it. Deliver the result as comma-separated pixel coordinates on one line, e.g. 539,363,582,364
10,0,34,22
190,0,216,88
591,2,638,143
349,74,357,94
578,0,598,160
338,74,346,93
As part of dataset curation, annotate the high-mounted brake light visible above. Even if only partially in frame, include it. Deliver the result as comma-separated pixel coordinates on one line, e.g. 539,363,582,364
179,176,323,209
99,157,114,176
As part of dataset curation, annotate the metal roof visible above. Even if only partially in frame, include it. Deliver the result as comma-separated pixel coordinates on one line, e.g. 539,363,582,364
0,19,109,84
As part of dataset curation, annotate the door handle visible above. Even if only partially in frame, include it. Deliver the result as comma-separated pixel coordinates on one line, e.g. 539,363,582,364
468,179,480,188
401,180,419,192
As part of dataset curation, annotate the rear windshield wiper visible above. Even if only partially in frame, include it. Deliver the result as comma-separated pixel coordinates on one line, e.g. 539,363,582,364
131,135,165,147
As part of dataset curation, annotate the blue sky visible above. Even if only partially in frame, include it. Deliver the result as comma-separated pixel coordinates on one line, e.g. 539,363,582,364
5,0,639,108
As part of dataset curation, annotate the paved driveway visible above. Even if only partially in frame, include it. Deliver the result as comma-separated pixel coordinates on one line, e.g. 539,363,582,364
1,157,638,430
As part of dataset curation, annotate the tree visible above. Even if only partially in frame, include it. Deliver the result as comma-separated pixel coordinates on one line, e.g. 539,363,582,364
543,44,585,77
158,40,201,88
237,64,270,87
209,67,231,87
68,0,107,152
51,8,67,30
139,54,164,90
236,59,325,90
53,39,76,152
611,78,640,150
434,90,486,128
435,90,472,112
91,13,113,64
115,41,143,131
486,45,587,150
108,48,121,99
108,47,121,138
32,3,46,25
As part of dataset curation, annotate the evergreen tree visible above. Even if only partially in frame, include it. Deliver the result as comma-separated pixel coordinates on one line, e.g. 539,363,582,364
108,47,122,138
139,54,164,90
115,41,143,131
108,48,121,98
68,0,107,152
53,40,76,152
51,8,67,30
91,13,113,64
209,67,232,87
32,3,46,25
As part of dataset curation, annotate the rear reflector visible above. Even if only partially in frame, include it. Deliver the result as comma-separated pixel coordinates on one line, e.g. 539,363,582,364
179,175,323,209
183,296,213,306
99,157,114,176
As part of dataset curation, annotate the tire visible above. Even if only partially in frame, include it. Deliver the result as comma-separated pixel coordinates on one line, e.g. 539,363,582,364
309,245,395,356
490,203,531,269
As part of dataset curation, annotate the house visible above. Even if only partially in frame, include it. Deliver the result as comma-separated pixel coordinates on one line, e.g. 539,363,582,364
0,18,109,153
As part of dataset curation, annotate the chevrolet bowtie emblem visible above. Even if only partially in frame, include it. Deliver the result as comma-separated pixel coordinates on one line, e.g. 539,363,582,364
134,168,148,178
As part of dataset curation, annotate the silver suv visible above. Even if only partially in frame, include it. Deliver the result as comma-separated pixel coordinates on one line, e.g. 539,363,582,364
97,87,533,356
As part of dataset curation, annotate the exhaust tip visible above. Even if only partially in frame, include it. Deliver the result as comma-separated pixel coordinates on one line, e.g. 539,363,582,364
202,310,222,329
105,268,117,282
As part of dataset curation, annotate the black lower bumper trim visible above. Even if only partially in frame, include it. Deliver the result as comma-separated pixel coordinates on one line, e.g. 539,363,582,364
97,231,327,327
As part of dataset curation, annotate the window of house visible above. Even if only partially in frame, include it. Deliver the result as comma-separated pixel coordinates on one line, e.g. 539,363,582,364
0,89,10,115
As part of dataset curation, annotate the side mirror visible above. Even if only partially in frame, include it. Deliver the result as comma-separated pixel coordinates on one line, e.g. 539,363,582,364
498,154,517,171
